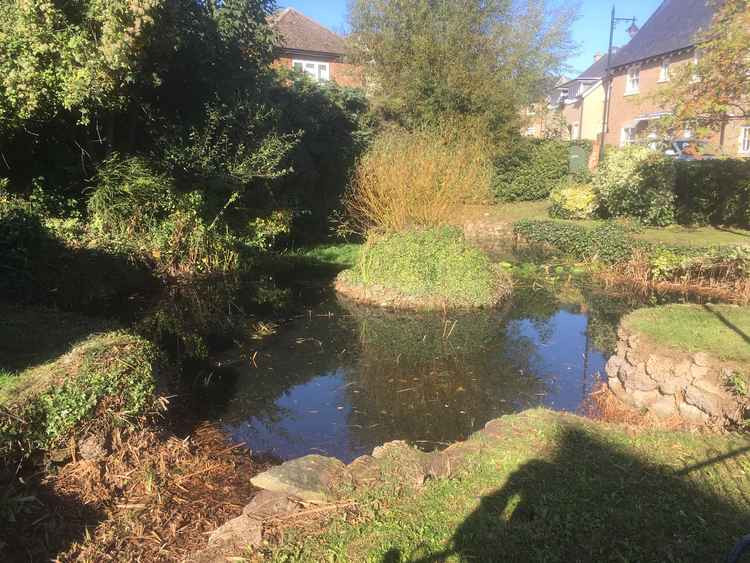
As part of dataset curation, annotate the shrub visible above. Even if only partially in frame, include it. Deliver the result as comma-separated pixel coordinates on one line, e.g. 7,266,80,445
0,195,53,287
549,181,599,220
341,227,510,307
345,124,492,233
593,145,676,226
674,159,750,226
493,138,569,201
0,331,160,459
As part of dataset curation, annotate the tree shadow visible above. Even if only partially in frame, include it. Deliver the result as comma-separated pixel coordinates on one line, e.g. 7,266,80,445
386,426,750,562
703,304,750,346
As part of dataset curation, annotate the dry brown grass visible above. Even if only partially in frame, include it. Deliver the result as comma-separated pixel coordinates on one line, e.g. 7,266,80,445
345,122,493,234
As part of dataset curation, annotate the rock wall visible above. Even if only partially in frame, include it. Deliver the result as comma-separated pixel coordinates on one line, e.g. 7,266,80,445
606,327,747,426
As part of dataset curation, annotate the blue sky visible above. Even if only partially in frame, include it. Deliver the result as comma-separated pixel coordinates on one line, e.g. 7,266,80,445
278,0,665,76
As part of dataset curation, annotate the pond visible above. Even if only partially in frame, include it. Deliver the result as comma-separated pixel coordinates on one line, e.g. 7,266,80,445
163,259,666,464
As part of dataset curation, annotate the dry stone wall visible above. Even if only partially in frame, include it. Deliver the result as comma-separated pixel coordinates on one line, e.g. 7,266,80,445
606,327,747,426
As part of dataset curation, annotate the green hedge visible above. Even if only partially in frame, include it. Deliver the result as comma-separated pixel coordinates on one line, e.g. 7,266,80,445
493,139,592,202
513,219,634,264
674,160,750,226
594,147,750,227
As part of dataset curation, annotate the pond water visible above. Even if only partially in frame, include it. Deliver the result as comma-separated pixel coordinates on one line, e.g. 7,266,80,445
171,264,655,463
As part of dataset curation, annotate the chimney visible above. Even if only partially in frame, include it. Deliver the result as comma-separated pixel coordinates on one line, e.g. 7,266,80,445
594,52,602,62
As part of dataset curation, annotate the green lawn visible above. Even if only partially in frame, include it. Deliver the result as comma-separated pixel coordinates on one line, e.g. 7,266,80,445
459,201,750,249
296,242,362,268
268,409,750,562
624,304,750,363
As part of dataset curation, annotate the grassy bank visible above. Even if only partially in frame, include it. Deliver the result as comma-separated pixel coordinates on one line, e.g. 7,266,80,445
0,314,161,459
338,227,511,308
623,304,750,363
269,409,750,562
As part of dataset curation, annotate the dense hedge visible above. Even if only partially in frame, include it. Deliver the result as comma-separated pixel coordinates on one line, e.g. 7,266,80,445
513,219,634,264
674,160,750,226
593,148,750,227
493,139,592,202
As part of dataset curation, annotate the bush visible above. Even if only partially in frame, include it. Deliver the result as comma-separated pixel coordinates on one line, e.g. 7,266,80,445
493,139,591,202
513,219,634,264
593,145,676,226
549,181,599,219
340,227,510,307
345,124,492,233
674,159,750,226
0,195,53,287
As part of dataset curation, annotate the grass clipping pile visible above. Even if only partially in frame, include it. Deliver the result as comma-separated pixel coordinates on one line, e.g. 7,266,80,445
47,424,271,561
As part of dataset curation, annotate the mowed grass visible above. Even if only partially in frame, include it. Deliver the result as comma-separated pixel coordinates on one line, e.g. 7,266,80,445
269,409,750,562
297,243,362,269
458,201,750,249
624,304,750,363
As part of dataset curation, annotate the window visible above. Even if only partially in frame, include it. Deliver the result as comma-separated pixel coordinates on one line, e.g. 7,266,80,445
620,126,636,147
659,59,670,82
292,60,330,82
740,127,750,155
559,88,569,99
525,126,538,136
572,123,580,140
625,67,640,94
691,52,700,83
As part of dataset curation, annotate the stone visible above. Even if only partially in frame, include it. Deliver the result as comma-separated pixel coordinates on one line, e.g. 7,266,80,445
648,396,678,419
250,455,346,503
625,349,642,366
677,401,710,425
627,332,641,348
605,356,623,379
346,455,382,488
690,364,710,380
78,434,108,460
629,388,661,409
242,490,302,519
645,355,673,382
372,441,431,489
658,375,691,396
692,377,726,398
442,440,483,472
208,514,262,547
674,359,694,381
684,385,726,418
616,340,629,357
625,364,659,392
425,452,452,479
693,352,711,367
607,376,635,407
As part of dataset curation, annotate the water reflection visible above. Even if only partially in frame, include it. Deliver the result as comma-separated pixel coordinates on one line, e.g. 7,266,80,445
220,287,610,463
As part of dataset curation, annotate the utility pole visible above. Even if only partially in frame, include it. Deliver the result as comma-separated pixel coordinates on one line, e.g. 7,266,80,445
598,6,638,163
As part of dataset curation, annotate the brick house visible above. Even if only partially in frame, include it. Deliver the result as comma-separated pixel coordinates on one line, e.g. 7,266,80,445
556,54,608,141
269,8,363,88
604,0,750,156
521,78,569,138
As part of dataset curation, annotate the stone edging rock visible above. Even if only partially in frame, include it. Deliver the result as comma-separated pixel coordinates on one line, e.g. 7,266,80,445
334,273,509,311
605,326,748,426
190,417,516,560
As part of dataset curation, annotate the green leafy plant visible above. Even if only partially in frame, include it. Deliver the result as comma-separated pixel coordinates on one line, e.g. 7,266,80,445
674,159,750,227
342,227,510,307
549,180,599,220
593,146,676,226
494,139,571,202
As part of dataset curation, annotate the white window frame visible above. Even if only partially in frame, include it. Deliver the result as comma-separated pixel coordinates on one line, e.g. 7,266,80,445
292,59,330,82
740,126,750,155
525,125,538,136
659,59,670,82
621,126,636,147
625,67,640,95
572,123,580,140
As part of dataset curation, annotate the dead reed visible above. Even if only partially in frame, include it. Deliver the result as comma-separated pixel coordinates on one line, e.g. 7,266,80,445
345,122,493,234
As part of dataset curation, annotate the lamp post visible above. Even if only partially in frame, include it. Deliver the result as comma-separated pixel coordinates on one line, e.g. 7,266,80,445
598,6,638,162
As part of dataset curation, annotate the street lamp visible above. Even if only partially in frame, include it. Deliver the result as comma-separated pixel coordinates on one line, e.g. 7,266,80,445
598,7,638,162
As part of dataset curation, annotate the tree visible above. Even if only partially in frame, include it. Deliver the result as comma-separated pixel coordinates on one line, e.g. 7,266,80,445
650,0,749,134
346,0,577,142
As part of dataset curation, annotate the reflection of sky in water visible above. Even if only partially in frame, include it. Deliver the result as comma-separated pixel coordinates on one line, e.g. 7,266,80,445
221,306,608,463
510,310,606,412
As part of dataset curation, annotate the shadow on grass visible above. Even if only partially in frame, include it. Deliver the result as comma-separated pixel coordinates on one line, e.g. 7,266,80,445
386,427,750,563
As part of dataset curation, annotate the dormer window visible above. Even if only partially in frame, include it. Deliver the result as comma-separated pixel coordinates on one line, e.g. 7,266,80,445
560,88,569,99
625,67,640,94
659,59,670,82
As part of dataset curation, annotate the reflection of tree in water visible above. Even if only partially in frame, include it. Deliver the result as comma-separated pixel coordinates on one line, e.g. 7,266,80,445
339,301,547,452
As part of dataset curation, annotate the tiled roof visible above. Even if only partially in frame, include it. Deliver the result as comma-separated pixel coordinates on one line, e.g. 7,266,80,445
610,0,716,68
270,8,347,56
576,54,609,81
